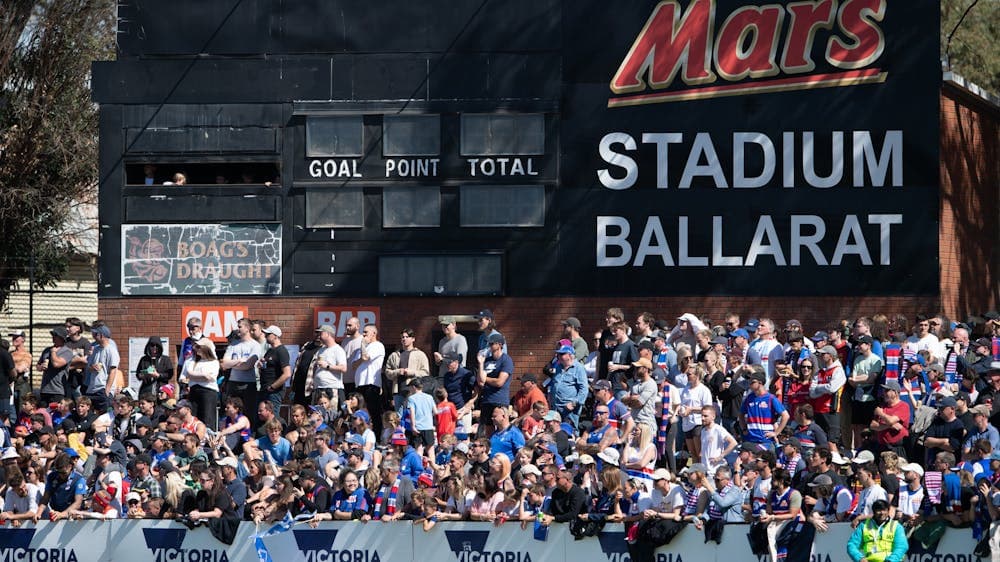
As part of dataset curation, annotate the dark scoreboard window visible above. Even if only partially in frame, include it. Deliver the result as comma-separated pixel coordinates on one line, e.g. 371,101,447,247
383,186,441,228
459,185,544,227
379,254,502,296
460,114,544,156
305,188,364,228
383,115,441,156
306,116,364,157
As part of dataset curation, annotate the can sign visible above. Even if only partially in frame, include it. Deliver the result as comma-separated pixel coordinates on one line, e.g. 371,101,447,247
182,307,248,342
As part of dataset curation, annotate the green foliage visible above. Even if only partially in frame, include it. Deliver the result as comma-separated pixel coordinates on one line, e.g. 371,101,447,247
942,0,1000,94
0,1,115,309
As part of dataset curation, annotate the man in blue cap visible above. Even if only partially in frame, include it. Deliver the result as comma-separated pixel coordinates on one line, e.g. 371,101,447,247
548,344,589,428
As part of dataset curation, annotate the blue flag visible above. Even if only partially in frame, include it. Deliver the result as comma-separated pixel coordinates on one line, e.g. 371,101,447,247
255,537,274,562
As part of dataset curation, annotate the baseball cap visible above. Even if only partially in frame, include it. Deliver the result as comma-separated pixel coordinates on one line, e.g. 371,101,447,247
810,331,829,342
651,468,672,481
152,432,169,442
808,474,834,487
830,451,849,465
474,309,494,320
710,335,728,345
352,410,371,424
745,319,760,332
729,328,750,339
817,345,838,357
988,361,1000,373
347,434,366,447
543,411,562,422
974,337,992,348
927,363,944,373
900,462,925,477
520,464,543,476
316,325,336,335
126,491,142,504
938,396,958,409
954,391,971,403
856,335,874,345
681,463,708,475
50,326,69,339
216,457,238,469
487,333,506,345
563,317,581,329
593,380,612,391
443,351,462,363
175,399,193,410
852,450,876,464
555,344,575,355
882,380,902,392
632,357,653,370
637,340,655,352
262,325,282,337
577,455,595,466
748,370,766,384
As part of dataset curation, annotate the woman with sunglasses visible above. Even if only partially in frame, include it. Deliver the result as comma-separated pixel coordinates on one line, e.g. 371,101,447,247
189,468,237,522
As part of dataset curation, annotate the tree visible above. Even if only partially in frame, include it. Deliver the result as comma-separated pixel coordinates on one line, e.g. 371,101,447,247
942,0,1000,94
0,1,114,312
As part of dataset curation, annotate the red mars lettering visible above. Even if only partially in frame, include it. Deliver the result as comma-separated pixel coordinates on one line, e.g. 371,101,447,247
610,0,887,105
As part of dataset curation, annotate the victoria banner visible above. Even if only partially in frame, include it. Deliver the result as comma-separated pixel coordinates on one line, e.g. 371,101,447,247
557,0,940,295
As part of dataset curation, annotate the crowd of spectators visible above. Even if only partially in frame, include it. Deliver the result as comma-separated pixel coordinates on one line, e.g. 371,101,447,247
2,309,1000,562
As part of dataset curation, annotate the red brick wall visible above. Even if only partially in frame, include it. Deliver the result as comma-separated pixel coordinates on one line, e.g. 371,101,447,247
940,83,1000,319
100,295,945,376
99,84,1000,375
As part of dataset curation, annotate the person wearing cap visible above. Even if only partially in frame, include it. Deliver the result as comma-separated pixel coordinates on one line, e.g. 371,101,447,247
474,309,505,358
220,318,262,428
434,319,469,377
258,325,291,413
440,350,476,430
921,395,966,465
37,327,75,404
548,344,589,428
561,317,588,362
809,344,847,451
739,365,789,450
846,499,908,562
511,372,547,420
308,324,348,411
83,320,121,413
179,316,204,367
870,380,910,456
896,462,925,527
846,334,885,449
807,474,854,530
477,332,514,438
386,329,433,409
963,405,1000,455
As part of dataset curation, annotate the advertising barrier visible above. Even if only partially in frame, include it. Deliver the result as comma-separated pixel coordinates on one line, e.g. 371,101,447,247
0,521,984,562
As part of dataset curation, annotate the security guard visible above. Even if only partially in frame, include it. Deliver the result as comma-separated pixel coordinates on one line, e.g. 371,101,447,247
847,499,909,562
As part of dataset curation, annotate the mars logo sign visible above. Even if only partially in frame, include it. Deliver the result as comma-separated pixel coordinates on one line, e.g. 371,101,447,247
609,0,886,106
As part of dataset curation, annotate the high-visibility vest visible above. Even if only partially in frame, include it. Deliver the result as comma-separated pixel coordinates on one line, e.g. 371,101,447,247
860,519,901,562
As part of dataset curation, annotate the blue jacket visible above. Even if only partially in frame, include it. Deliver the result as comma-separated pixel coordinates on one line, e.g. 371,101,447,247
548,361,589,410
847,518,908,562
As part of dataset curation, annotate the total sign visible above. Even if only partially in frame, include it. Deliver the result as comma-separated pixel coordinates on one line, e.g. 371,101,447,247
181,306,248,342
314,307,380,338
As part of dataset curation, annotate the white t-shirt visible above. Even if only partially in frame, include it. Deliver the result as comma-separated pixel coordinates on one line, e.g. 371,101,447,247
897,485,924,518
342,335,364,385
855,484,889,517
313,344,347,390
353,341,385,387
650,483,686,514
3,483,40,514
700,423,735,473
225,339,262,383
680,384,713,432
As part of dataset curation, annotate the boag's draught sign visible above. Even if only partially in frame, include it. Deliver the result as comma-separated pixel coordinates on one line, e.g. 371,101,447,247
121,224,281,295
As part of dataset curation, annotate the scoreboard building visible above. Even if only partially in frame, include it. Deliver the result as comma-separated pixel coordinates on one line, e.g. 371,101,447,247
93,0,998,366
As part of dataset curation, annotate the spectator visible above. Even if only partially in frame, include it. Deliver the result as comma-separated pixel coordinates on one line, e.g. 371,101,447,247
872,381,910,457
221,319,262,428
135,336,174,400
740,367,789,450
259,326,292,414
351,325,386,436
477,333,514,438
810,345,847,451
548,345,589,428
385,328,432,406
847,499,908,562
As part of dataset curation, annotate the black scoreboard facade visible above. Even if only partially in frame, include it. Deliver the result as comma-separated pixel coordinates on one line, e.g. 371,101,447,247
94,0,940,299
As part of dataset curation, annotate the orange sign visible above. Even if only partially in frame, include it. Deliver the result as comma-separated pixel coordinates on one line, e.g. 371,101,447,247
313,307,380,338
182,306,249,342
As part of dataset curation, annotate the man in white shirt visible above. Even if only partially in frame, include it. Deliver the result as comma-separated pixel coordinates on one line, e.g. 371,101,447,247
700,405,737,473
351,325,386,435
906,314,941,362
312,325,347,409
747,319,784,385
1,470,39,525
221,318,262,427
341,317,364,394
